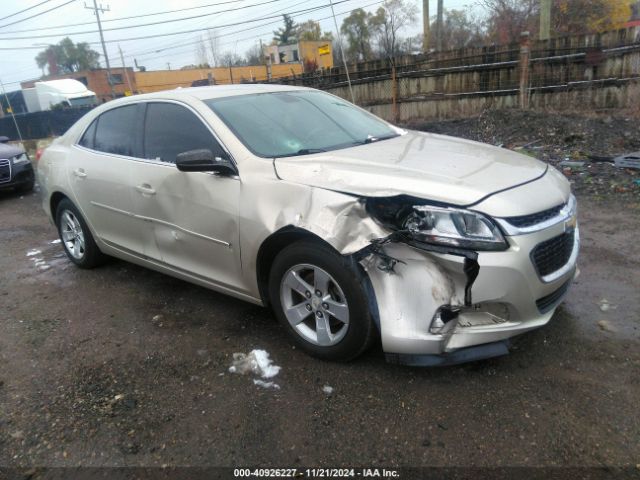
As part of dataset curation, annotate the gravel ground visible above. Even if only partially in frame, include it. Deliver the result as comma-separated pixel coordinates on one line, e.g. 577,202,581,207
1,121,639,477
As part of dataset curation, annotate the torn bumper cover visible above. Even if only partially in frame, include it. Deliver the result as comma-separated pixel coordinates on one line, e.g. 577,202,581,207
356,224,579,366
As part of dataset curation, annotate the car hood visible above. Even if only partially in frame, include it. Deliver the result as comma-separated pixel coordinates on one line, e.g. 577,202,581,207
273,130,548,206
0,143,24,159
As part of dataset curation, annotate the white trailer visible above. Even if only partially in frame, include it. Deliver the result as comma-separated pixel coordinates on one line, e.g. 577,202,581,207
22,79,97,112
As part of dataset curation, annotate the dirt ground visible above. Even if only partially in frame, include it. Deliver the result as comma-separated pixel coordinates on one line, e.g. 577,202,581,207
1,112,640,477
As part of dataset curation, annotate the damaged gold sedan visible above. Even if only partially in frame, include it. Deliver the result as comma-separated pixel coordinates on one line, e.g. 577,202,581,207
37,85,579,366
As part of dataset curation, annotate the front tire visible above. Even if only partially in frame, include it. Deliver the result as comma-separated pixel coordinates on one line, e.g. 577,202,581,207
268,240,376,361
55,198,106,268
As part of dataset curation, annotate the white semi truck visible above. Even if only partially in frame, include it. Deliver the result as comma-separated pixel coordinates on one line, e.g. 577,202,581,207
22,79,97,112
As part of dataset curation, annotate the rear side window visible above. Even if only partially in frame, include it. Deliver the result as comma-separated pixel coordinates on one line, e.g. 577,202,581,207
143,102,224,163
79,119,97,149
94,105,138,157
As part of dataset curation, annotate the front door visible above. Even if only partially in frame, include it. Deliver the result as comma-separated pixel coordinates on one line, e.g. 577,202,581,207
129,101,243,292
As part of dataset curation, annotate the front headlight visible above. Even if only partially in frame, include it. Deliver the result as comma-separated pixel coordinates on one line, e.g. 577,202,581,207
367,198,508,251
12,153,30,165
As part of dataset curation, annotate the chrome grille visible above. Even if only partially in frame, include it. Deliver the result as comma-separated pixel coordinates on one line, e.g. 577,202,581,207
531,230,575,278
504,203,564,228
0,159,11,184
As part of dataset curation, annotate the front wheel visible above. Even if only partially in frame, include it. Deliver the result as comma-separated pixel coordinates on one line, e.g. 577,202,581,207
268,240,376,361
55,198,106,268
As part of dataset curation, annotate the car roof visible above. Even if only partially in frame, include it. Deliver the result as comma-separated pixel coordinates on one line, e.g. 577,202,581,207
109,84,313,106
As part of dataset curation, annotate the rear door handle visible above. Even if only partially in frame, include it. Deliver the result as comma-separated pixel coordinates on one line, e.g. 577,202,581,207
73,168,87,178
135,183,156,195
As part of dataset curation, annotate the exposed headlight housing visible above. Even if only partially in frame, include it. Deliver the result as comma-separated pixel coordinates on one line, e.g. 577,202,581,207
12,153,30,165
367,197,508,251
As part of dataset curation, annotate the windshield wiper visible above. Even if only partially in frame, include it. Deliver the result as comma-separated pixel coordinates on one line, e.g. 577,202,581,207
277,148,327,158
296,148,327,155
356,133,400,145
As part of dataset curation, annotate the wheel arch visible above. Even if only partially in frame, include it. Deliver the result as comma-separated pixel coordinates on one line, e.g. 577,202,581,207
50,191,69,219
256,226,337,307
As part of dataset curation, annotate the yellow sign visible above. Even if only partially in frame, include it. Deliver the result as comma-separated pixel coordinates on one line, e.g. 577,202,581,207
124,90,133,97
318,44,330,56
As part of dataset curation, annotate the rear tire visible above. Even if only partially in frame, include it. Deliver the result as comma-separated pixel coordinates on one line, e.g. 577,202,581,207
55,198,106,268
268,239,376,361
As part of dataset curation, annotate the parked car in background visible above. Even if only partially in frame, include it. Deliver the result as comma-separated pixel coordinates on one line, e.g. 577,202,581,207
0,136,34,193
36,85,579,366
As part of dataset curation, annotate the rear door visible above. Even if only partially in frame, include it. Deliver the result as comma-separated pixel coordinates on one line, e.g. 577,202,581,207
68,104,150,256
128,101,243,291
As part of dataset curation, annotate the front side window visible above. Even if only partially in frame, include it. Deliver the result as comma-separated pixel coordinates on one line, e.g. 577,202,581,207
93,105,138,156
205,90,398,158
143,102,224,163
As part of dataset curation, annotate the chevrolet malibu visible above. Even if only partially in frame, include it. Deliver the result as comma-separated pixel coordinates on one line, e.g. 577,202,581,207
37,85,579,365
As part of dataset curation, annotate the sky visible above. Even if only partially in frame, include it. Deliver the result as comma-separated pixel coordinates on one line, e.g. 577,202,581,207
0,0,475,91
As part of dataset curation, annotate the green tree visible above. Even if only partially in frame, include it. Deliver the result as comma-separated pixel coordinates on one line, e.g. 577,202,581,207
273,14,298,45
340,9,374,61
35,37,100,75
297,20,334,41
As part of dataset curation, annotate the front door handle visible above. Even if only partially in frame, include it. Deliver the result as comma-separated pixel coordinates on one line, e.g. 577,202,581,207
135,183,156,195
73,168,87,178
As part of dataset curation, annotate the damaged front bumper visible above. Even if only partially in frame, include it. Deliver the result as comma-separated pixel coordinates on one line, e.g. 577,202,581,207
359,220,579,365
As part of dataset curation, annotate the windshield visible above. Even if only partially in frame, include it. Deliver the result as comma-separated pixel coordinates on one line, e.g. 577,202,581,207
205,90,398,158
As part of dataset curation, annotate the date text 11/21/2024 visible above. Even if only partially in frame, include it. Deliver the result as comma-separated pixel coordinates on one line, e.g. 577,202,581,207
233,468,400,478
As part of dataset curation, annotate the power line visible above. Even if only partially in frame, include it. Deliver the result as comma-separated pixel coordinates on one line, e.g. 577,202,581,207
0,0,77,30
120,0,317,59
0,0,57,22
117,0,312,62
0,0,353,47
0,0,251,34
128,0,383,64
0,0,292,40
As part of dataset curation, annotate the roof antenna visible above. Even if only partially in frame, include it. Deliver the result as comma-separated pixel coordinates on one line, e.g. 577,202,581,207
328,0,354,104
0,76,24,144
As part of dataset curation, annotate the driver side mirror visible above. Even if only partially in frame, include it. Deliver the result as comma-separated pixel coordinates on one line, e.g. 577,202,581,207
175,149,237,176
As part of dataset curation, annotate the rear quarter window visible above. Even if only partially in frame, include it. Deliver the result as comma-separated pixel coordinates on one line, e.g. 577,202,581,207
78,119,97,149
93,105,138,157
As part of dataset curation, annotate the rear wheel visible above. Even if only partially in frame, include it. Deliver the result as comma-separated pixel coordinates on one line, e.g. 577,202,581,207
268,240,376,361
55,199,106,268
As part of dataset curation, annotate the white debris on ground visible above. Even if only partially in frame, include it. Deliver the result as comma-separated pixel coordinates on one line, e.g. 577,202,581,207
322,385,334,395
50,239,62,244
26,249,42,257
228,350,281,389
253,379,280,390
598,299,616,312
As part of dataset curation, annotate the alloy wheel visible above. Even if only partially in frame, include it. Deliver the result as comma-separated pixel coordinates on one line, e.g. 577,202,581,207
60,210,86,260
280,263,350,346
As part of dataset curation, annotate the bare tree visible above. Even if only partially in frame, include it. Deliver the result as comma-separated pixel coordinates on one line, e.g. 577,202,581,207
195,36,209,66
479,0,537,44
205,28,221,67
370,0,418,61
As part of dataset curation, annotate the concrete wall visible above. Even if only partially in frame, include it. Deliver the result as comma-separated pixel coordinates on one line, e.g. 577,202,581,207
275,27,640,122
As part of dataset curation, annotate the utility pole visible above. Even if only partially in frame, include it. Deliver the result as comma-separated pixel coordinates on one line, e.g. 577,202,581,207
85,1,115,99
118,45,134,95
436,0,443,51
422,0,429,52
329,0,354,103
539,0,551,41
